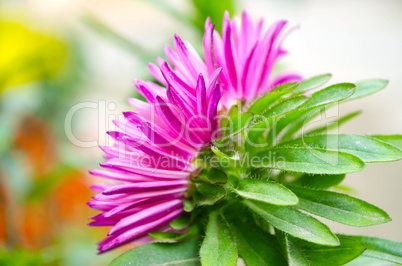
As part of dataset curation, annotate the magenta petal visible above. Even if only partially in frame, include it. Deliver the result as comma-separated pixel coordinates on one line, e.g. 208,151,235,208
196,74,207,117
223,11,238,90
207,84,223,136
98,208,183,253
108,199,183,235
102,180,188,195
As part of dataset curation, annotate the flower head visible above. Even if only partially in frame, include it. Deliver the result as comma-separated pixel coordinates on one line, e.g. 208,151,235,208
88,10,300,254
89,66,222,253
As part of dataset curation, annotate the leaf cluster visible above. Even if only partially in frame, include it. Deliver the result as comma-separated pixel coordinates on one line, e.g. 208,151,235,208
112,75,402,265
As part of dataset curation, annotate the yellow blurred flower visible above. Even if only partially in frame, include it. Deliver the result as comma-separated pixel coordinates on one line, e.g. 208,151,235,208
0,20,67,94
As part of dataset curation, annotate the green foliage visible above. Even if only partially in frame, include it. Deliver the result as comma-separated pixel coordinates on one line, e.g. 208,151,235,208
243,200,339,246
347,79,388,101
301,83,356,110
372,135,402,151
291,173,346,189
112,77,402,265
287,185,391,226
292,73,332,93
282,134,402,163
200,211,238,266
228,209,287,265
340,235,402,264
255,146,365,174
110,240,201,266
277,232,366,266
235,178,299,206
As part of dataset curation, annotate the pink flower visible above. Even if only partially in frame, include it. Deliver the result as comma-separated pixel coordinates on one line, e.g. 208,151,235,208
149,10,301,109
88,68,223,253
88,10,300,254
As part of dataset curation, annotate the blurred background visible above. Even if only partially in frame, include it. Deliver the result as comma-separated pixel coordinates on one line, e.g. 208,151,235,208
0,0,401,265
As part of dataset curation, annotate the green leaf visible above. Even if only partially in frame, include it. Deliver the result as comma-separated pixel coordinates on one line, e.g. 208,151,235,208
195,185,226,205
293,73,332,93
247,89,293,114
229,212,287,265
243,200,339,246
110,239,200,266
287,185,391,226
278,232,366,266
200,212,237,266
372,135,402,151
271,81,300,92
347,79,388,101
254,146,365,174
306,111,361,135
339,235,402,265
276,231,310,265
219,112,253,140
262,96,309,120
292,174,345,189
302,83,356,109
282,134,402,163
235,179,299,206
149,225,199,242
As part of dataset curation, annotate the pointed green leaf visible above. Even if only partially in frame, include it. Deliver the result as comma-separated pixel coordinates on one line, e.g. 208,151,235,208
200,212,237,266
287,185,391,226
262,96,309,120
255,146,365,174
110,239,200,266
292,174,345,189
276,231,310,265
302,83,356,109
235,179,299,206
293,73,332,93
347,79,388,101
229,213,287,265
339,235,402,265
278,232,366,266
282,134,402,162
272,81,300,92
243,200,340,246
372,135,402,151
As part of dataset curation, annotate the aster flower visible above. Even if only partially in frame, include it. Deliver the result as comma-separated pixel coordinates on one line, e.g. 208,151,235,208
88,67,223,253
148,10,301,109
